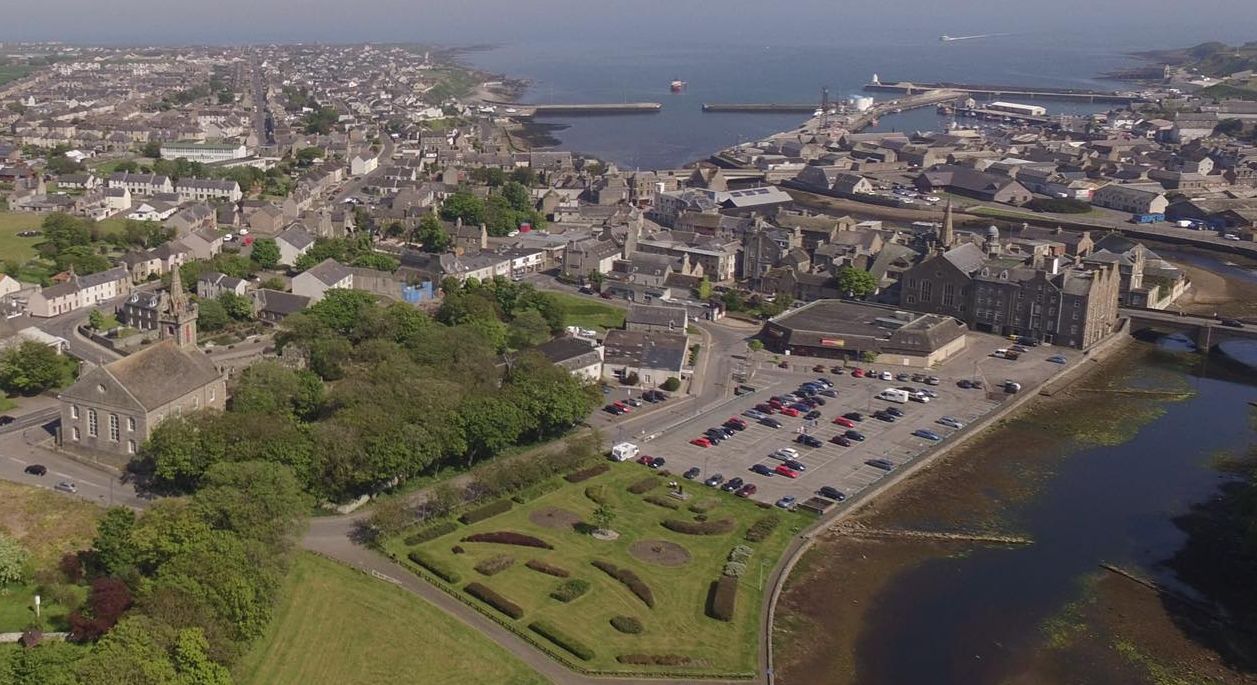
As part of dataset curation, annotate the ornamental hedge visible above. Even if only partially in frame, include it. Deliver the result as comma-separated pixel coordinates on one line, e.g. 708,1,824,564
474,554,515,576
627,477,660,495
744,514,781,542
610,615,643,634
408,550,461,584
688,499,719,514
529,620,595,661
708,575,737,621
403,520,458,546
591,560,655,608
565,463,610,483
617,654,694,666
459,499,513,525
661,518,735,535
511,479,562,504
461,531,554,549
465,582,524,620
525,559,571,578
584,485,608,504
550,578,591,603
643,494,681,510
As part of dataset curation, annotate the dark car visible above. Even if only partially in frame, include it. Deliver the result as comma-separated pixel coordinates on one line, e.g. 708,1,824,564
804,409,822,420
812,364,827,372
604,404,624,415
1222,318,1244,328
723,419,747,432
885,406,905,418
0,415,14,426
844,430,866,441
830,366,846,375
811,396,827,406
873,411,896,423
819,486,846,501
716,425,736,437
703,431,725,444
829,434,851,446
736,483,757,498
820,389,838,398
704,473,725,487
957,379,973,389
843,412,864,422
783,459,807,472
795,434,823,448
750,463,775,476
760,417,783,429
721,477,745,492
649,457,666,469
683,467,701,480
23,464,47,476
865,458,894,471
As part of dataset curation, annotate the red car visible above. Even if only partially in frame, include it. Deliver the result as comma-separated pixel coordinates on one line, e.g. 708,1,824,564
613,401,631,413
829,434,852,447
736,483,757,498
774,464,799,478
832,416,855,428
725,417,747,429
690,437,712,448
755,403,775,414
637,454,654,466
780,407,800,417
768,398,784,409
851,368,865,378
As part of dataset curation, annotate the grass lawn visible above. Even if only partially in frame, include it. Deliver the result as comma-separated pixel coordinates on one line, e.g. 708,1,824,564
387,462,809,676
235,553,547,685
0,395,15,412
0,211,46,263
549,292,625,332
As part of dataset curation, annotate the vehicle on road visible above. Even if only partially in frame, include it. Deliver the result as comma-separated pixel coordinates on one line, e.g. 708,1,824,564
760,417,784,429
683,467,701,479
0,415,14,426
775,495,797,509
775,465,799,479
750,464,775,476
795,434,823,448
1222,318,1244,328
844,430,866,441
1004,380,1023,394
721,477,745,492
704,473,725,487
912,429,942,441
832,416,855,428
865,458,894,471
690,437,712,448
819,486,846,501
23,464,47,476
54,481,78,493
830,434,852,446
736,483,757,498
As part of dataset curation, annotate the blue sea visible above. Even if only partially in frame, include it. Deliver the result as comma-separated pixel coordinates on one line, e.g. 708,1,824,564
464,33,1146,169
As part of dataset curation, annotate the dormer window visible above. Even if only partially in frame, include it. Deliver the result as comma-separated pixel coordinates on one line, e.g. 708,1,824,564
97,383,106,393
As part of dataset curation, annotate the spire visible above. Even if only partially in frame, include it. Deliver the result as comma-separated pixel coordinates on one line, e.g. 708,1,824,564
169,264,186,309
940,199,955,248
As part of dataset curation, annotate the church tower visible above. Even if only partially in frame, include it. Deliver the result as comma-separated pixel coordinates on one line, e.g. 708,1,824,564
160,266,199,349
940,199,955,249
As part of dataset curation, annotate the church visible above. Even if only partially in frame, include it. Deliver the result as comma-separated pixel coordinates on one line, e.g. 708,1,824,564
57,267,226,458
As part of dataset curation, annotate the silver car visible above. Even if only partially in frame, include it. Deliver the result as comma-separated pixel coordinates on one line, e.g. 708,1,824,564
54,481,78,494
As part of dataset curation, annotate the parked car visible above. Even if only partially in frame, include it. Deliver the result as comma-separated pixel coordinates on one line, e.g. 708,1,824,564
812,364,826,372
721,477,745,492
820,389,839,398
873,411,897,423
795,434,823,448
774,465,799,479
736,483,757,498
760,417,783,429
704,473,725,487
780,407,801,417
852,368,865,378
690,437,712,448
756,403,776,414
885,406,905,418
865,458,894,471
775,495,797,509
54,481,78,493
845,430,866,441
725,417,748,430
804,409,822,420
604,404,625,415
971,379,985,389
744,409,768,421
750,464,775,476
937,416,965,429
626,398,643,407
819,486,846,501
811,396,827,406
783,459,807,472
637,454,655,466
683,467,701,480
0,415,14,426
832,416,855,428
773,448,800,460
912,429,942,441
957,379,973,389
896,372,911,381
23,464,46,476
649,457,667,469
789,403,810,413
1048,355,1067,364
830,366,846,375
843,412,865,422
830,434,852,446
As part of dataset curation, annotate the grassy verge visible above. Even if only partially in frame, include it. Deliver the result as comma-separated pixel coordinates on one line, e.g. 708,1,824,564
0,211,46,263
235,553,548,685
386,461,808,676
548,292,625,332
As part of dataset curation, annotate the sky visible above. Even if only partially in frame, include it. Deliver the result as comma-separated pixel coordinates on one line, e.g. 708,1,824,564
4,0,1257,48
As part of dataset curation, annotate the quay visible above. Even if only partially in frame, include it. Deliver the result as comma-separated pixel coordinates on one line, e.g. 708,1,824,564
701,103,818,113
493,102,662,117
865,79,1139,103
950,105,1051,125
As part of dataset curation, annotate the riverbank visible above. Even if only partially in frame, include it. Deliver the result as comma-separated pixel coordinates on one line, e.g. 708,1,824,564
772,342,1257,685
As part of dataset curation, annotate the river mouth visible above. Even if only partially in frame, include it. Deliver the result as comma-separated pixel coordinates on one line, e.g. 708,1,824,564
774,344,1257,685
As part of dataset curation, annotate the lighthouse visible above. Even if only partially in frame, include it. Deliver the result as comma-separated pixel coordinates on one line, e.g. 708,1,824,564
871,73,880,85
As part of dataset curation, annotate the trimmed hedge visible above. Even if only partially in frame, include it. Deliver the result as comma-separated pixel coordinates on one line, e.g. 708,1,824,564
565,463,610,483
661,518,735,535
688,499,719,514
525,559,571,578
584,485,608,504
459,499,513,525
550,578,591,603
511,479,562,504
530,620,595,661
610,615,643,634
465,582,524,620
474,554,515,576
408,550,461,584
644,494,681,510
617,654,693,666
461,531,554,549
403,520,458,546
627,477,660,495
591,560,655,608
744,514,781,542
708,575,737,621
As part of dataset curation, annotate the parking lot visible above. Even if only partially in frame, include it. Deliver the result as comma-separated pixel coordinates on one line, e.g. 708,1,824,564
630,332,1077,507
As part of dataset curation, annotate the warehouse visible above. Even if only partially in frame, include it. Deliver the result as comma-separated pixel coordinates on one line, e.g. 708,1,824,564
759,300,967,367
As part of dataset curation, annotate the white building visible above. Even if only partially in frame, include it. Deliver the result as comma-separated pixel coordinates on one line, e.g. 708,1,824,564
292,258,353,303
275,225,315,266
28,266,132,318
176,178,243,203
350,154,379,176
108,172,174,196
159,142,249,164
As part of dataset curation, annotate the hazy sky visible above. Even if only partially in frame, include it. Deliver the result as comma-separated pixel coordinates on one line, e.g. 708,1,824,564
5,0,1257,48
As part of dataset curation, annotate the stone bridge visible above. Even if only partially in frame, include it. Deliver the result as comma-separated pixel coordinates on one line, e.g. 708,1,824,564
1121,307,1257,349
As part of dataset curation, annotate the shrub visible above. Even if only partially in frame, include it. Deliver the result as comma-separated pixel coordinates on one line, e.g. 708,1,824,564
723,560,746,577
465,582,524,620
403,520,458,546
565,463,610,483
408,550,461,584
1027,197,1092,214
474,554,515,576
688,499,719,514
661,377,681,392
591,560,654,608
511,479,562,504
644,494,680,510
584,485,608,504
452,545,465,554
661,518,735,535
708,575,737,621
617,654,693,666
627,477,660,495
728,545,753,562
529,620,594,661
610,615,644,634
525,559,570,578
461,531,553,549
459,499,512,525
550,578,591,603
744,514,781,542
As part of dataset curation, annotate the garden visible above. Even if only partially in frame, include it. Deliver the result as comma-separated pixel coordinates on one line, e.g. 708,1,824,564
385,461,808,677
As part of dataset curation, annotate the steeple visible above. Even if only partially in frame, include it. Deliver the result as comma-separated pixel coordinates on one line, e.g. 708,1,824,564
940,199,955,248
169,263,187,309
160,265,198,349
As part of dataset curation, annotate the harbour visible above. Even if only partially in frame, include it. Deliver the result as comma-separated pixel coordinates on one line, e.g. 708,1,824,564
864,77,1140,103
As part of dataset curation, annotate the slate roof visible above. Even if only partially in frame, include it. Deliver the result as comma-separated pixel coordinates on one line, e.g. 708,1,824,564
59,340,222,412
602,330,688,373
626,304,687,329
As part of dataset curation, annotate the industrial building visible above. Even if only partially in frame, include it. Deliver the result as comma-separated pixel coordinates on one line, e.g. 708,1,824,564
759,300,967,367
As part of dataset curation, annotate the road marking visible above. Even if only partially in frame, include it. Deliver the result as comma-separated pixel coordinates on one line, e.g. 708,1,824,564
6,456,27,464
52,471,103,489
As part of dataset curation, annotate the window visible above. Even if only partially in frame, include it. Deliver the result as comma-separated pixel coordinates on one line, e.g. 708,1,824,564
71,405,79,420
209,385,215,402
87,409,98,437
72,426,80,441
942,283,955,307
127,440,136,454
127,416,135,432
109,414,119,442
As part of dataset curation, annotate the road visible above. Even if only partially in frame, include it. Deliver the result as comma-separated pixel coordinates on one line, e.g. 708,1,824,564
0,410,145,509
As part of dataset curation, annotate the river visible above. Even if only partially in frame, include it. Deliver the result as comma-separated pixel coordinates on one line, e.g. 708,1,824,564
775,342,1257,684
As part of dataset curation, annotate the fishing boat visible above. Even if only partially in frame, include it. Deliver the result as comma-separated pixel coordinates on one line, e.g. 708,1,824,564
670,79,687,92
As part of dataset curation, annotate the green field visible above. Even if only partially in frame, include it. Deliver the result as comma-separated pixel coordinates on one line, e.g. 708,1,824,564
550,292,625,331
0,211,46,263
387,462,808,676
235,553,547,685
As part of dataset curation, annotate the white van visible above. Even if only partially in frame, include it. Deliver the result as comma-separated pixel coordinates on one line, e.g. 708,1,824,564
876,388,909,404
610,442,639,462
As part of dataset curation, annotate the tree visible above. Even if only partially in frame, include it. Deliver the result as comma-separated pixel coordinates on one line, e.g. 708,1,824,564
259,276,287,291
748,339,765,352
836,266,878,298
591,504,615,533
415,213,450,252
696,277,713,301
217,292,253,321
501,181,531,212
366,499,412,538
192,461,309,549
250,238,280,268
141,140,163,158
587,270,605,290
439,190,486,226
295,146,324,167
305,289,379,340
88,309,106,331
350,253,399,272
45,155,84,176
0,341,73,395
660,377,681,392
508,308,551,348
230,362,324,420
92,508,137,577
68,577,132,641
195,299,230,332
0,533,27,585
